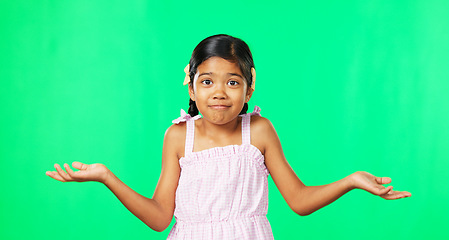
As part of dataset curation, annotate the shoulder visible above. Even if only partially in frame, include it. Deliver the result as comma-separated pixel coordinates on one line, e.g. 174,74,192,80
164,122,187,159
250,116,279,155
250,115,276,134
165,122,186,140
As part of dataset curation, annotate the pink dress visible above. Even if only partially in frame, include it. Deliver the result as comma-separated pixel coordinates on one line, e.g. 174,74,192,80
167,106,274,239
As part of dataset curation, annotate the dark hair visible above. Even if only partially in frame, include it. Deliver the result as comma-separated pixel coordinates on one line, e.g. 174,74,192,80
187,34,255,116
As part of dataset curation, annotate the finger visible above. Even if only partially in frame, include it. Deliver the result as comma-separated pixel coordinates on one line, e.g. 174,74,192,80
65,163,88,181
64,163,80,180
72,161,88,170
46,171,67,182
375,176,391,185
379,191,394,200
54,163,73,182
381,190,412,200
377,185,393,196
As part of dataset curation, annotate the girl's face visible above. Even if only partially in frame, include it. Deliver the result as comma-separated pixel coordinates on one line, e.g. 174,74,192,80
189,57,252,125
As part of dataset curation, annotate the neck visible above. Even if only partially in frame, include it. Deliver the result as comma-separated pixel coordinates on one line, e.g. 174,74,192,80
198,116,240,139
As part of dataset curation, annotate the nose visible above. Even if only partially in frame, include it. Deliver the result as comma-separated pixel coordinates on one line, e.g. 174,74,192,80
212,84,227,99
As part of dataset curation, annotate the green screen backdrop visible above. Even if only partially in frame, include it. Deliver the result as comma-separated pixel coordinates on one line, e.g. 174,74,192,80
1,0,448,239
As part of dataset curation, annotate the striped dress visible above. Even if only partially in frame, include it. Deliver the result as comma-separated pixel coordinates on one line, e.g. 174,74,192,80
167,106,274,239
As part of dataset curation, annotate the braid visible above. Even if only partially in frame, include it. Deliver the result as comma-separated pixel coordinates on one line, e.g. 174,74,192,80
188,99,199,116
239,103,249,115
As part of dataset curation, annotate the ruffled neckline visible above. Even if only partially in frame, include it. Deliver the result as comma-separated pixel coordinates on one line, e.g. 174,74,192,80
179,144,269,176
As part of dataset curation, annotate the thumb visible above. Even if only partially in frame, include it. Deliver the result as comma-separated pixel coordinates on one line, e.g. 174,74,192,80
72,161,89,170
375,176,392,185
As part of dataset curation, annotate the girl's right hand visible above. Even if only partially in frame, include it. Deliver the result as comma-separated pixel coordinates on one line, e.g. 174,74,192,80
46,162,110,184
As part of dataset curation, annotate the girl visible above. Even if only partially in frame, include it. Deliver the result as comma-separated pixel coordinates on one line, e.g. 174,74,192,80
46,34,411,239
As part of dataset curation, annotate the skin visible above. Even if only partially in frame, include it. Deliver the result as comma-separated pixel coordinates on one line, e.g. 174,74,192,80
46,56,412,232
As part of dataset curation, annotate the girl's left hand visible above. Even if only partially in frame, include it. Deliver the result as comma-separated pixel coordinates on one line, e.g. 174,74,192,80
349,171,412,200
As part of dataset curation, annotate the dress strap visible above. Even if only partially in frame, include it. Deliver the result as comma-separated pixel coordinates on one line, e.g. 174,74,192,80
185,119,195,155
242,114,251,145
241,106,261,145
171,109,201,156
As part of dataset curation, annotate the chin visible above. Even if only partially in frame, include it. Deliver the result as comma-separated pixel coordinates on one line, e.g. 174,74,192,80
209,115,228,124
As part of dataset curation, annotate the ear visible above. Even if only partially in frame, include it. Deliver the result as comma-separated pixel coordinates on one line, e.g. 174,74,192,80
188,84,196,101
245,88,253,103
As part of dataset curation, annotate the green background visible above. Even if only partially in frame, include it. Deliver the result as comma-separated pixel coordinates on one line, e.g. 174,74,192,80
1,0,448,239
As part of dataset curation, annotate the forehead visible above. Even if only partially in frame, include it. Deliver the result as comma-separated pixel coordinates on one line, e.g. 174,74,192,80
197,57,242,75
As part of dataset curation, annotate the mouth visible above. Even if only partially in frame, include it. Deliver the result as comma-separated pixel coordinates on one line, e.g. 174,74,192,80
209,105,231,110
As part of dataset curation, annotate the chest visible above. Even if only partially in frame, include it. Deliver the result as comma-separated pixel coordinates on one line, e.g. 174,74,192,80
193,133,243,152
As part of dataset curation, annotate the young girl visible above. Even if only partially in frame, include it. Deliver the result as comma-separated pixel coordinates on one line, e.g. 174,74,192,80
46,34,411,239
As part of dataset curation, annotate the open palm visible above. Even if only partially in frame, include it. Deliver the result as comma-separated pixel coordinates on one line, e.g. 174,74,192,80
351,171,411,200
46,162,109,183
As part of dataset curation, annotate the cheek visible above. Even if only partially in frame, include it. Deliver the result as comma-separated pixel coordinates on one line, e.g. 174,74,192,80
229,90,247,102
193,89,209,102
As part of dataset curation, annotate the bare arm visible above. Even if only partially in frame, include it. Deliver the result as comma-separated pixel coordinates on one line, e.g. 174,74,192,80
102,170,174,232
251,117,411,216
46,124,184,231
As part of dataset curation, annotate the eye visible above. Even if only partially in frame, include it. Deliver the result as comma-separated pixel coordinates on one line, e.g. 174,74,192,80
228,80,239,86
201,79,212,85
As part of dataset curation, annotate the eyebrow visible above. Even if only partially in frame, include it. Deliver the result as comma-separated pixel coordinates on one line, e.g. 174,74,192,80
198,72,244,79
